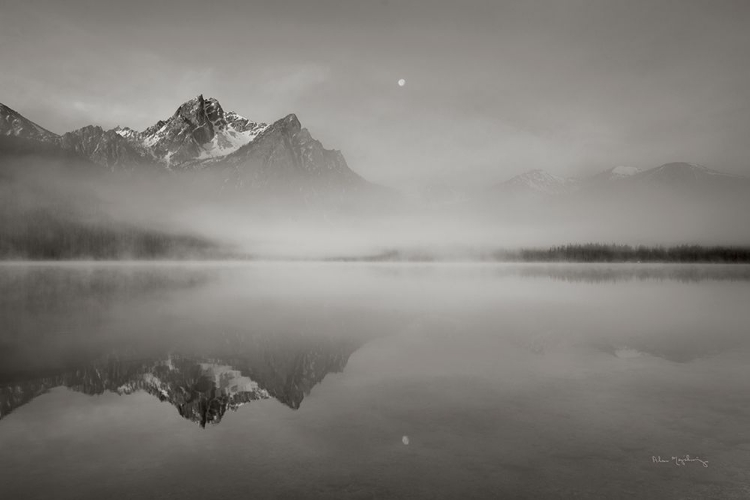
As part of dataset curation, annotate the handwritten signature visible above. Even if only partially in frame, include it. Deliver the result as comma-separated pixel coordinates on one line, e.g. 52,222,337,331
652,455,709,468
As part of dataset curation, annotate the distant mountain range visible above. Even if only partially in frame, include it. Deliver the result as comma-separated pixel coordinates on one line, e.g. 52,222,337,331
3,96,749,201
0,96,371,195
492,162,750,198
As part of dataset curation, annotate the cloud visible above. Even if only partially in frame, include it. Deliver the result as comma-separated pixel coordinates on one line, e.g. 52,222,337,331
257,64,331,104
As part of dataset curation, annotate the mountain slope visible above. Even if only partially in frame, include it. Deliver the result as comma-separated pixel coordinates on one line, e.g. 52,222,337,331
59,125,154,169
629,162,746,187
220,113,368,193
0,103,59,143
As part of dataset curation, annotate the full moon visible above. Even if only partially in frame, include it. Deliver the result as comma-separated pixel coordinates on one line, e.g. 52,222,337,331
398,79,406,87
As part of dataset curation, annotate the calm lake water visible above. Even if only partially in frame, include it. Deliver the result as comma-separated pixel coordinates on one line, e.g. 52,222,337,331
1,263,749,499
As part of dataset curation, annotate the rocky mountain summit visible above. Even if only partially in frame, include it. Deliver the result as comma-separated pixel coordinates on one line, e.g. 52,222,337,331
139,94,268,166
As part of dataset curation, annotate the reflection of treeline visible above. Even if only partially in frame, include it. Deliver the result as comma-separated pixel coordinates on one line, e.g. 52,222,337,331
325,249,436,262
0,209,219,260
513,265,750,283
0,265,212,324
495,244,750,263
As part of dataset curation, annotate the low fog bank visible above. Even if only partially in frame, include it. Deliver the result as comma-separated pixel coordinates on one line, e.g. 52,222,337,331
2,154,750,261
0,157,223,259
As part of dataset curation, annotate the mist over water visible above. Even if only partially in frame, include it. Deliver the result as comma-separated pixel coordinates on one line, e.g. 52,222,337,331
3,155,750,261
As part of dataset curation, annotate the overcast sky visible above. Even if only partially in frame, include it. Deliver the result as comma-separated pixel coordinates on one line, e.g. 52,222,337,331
1,0,749,186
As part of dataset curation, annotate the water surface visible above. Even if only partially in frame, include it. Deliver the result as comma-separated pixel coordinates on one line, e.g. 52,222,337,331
1,263,749,499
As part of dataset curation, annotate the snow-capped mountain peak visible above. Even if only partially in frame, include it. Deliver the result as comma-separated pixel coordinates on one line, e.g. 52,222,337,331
136,95,268,166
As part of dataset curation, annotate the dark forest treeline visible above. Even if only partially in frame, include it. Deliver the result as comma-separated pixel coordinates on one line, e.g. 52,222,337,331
494,244,750,263
0,210,219,260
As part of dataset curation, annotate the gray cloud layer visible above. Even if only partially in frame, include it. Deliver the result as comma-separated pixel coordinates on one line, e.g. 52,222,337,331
2,0,749,187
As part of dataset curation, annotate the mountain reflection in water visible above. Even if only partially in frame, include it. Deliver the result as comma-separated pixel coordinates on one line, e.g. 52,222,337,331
0,333,363,427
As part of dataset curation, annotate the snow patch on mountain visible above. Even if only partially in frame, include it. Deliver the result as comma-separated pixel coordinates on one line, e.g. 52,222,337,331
196,122,267,160
113,126,139,141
